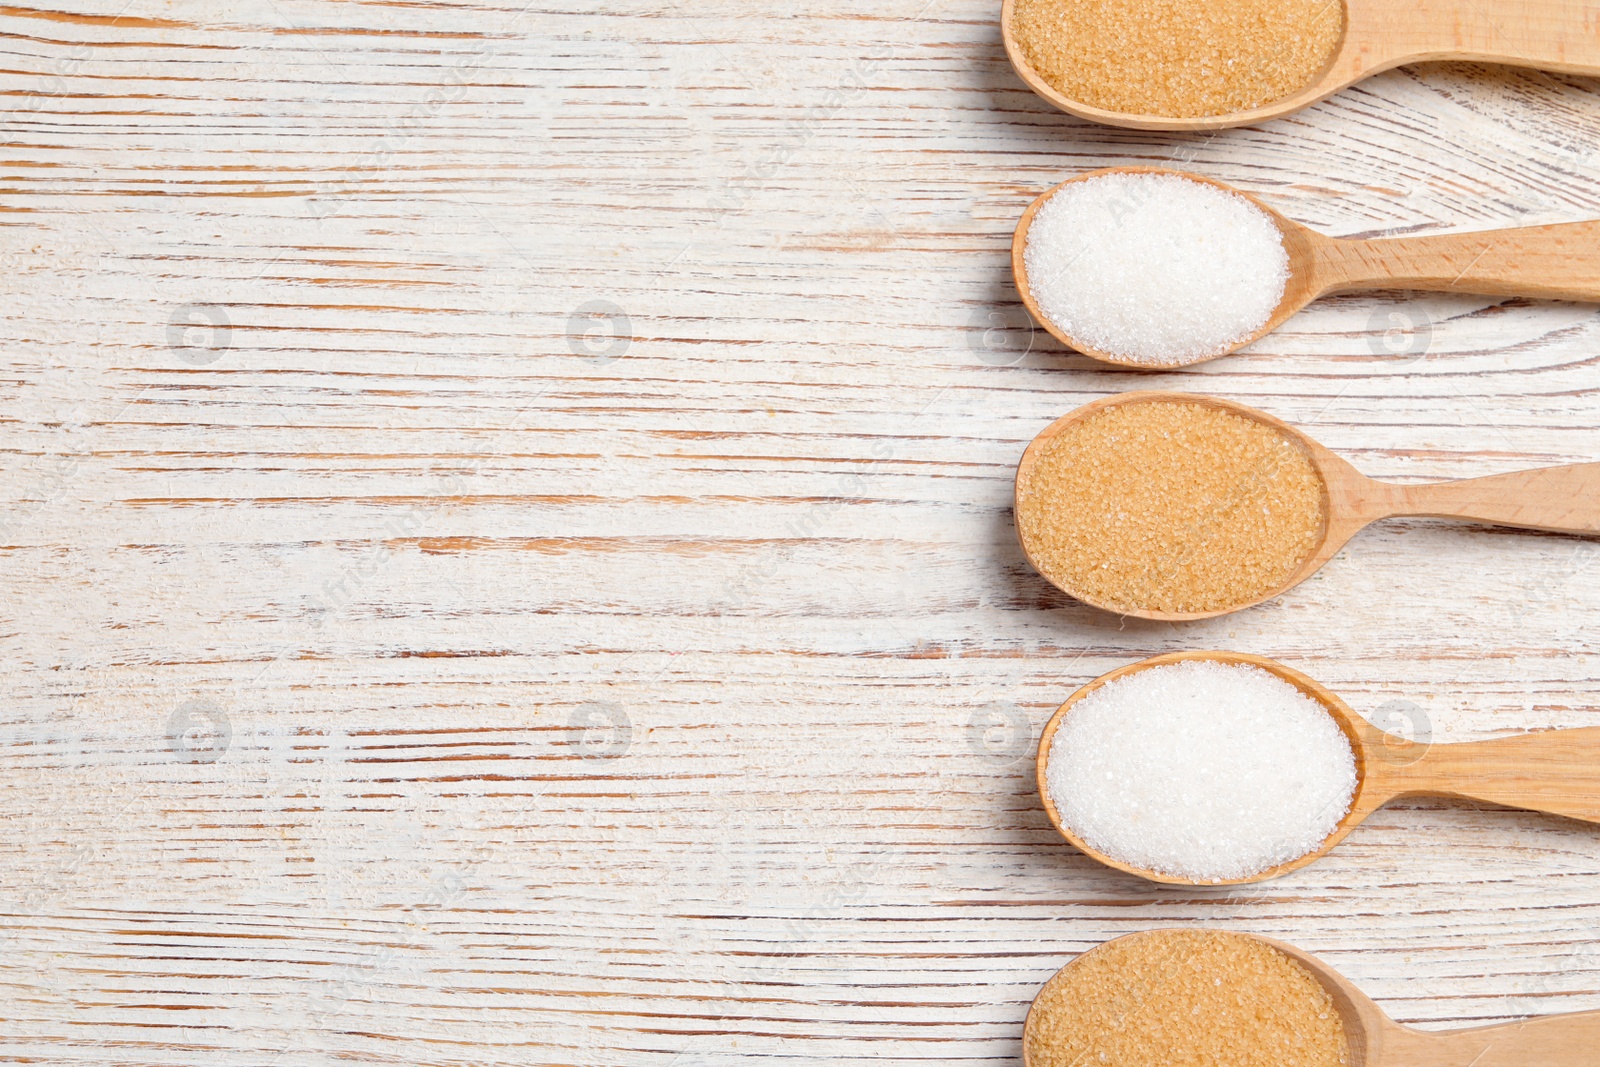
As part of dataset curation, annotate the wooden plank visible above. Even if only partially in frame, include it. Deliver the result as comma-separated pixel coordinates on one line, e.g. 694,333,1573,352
2,1,1600,1063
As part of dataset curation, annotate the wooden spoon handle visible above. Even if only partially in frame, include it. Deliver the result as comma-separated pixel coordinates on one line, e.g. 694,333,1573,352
1348,0,1600,76
1398,726,1600,824
1386,1010,1600,1066
1318,221,1600,301
1379,462,1600,535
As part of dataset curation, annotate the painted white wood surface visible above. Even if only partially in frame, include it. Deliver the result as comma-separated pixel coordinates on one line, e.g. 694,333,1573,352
3,1,1600,1063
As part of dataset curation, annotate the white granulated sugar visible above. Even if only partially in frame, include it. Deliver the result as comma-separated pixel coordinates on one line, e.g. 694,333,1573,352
1023,172,1290,365
1045,660,1357,882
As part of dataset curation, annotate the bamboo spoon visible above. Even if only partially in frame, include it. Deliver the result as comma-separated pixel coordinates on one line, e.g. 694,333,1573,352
1014,167,1600,368
1002,0,1600,131
1016,390,1600,620
1037,650,1600,885
1025,930,1600,1067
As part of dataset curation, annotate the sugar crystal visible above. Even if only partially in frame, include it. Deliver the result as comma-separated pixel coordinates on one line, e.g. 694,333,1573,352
1025,929,1350,1067
1024,171,1290,365
1045,660,1357,882
1015,397,1325,615
1010,0,1344,119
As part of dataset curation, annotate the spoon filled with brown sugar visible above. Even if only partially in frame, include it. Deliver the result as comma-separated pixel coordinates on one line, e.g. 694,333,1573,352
1025,929,1600,1067
1004,0,1600,130
1015,391,1600,620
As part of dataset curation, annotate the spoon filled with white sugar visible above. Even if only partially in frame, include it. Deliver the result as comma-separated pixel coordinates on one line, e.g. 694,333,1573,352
1037,651,1600,885
1013,167,1600,367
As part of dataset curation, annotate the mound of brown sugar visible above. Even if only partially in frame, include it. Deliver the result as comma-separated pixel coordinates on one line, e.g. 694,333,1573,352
1015,399,1325,615
1010,0,1344,118
1025,929,1350,1067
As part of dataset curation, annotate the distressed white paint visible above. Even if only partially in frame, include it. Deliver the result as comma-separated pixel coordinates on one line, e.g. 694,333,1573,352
2,1,1600,1064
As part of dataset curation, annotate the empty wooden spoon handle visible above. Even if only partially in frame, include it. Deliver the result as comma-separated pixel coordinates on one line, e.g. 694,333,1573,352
1348,0,1600,75
1379,462,1600,535
1399,725,1600,824
1385,1009,1600,1066
1317,220,1600,301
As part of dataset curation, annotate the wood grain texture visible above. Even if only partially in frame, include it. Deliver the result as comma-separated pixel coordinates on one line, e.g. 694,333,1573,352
1311,218,1600,299
1275,931,1600,1067
3,1,1600,1064
1273,935,1600,1067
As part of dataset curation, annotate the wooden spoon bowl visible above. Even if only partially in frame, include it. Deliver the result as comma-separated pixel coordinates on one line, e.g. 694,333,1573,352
1016,390,1600,620
1036,651,1600,886
1013,167,1600,368
1024,930,1600,1067
1003,0,1600,130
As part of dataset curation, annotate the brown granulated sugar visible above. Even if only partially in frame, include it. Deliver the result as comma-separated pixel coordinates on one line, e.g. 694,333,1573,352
1010,0,1344,118
1025,930,1350,1067
1015,399,1325,615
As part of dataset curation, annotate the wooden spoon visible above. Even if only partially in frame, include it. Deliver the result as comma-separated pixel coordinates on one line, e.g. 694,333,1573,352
1016,390,1600,620
1024,929,1600,1067
1036,650,1600,886
1014,167,1600,368
1002,0,1600,130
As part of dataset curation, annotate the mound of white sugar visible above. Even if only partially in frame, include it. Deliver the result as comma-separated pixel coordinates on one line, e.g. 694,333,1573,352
1023,172,1291,365
1045,660,1357,882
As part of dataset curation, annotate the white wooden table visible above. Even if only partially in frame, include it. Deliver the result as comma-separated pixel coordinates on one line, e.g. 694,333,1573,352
3,2,1600,1063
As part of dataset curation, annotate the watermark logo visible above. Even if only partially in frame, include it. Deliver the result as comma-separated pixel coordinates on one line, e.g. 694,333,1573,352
1533,941,1600,994
167,304,233,365
569,700,633,760
965,702,1033,765
1369,698,1431,767
967,303,1038,366
167,698,232,763
1510,542,1600,627
1366,305,1432,365
567,299,631,365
